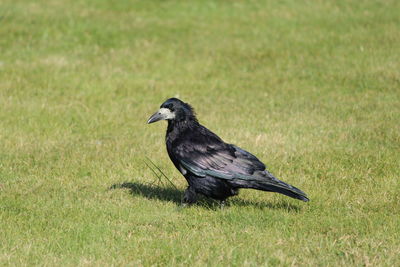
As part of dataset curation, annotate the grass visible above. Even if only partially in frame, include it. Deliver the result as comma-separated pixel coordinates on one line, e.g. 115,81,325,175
1,0,399,265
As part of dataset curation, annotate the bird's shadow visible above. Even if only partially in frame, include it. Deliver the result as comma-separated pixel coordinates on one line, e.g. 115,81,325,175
110,182,182,203
109,182,301,212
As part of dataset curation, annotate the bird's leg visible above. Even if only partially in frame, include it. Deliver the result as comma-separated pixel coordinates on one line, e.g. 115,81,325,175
182,186,197,206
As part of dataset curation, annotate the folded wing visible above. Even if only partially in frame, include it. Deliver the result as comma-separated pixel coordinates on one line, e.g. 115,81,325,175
172,130,309,202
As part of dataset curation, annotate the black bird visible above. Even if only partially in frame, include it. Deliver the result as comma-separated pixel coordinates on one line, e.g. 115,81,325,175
147,98,309,204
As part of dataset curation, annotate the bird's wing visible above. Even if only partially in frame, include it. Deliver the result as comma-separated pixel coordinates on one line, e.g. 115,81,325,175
174,139,267,180
171,128,309,201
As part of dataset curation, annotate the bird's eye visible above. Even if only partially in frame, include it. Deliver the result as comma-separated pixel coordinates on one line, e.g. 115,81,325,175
167,104,174,110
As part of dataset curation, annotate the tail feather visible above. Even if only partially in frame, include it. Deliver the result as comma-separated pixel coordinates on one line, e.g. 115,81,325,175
231,174,309,202
253,182,309,202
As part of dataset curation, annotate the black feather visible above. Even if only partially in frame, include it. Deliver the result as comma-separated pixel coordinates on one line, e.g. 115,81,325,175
149,98,309,203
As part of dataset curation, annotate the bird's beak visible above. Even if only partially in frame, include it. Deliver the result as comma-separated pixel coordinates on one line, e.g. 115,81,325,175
147,110,166,124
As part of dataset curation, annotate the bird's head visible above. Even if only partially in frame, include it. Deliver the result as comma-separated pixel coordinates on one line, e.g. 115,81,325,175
147,98,197,124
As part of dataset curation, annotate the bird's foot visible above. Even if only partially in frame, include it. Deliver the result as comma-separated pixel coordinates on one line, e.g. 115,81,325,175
182,187,197,206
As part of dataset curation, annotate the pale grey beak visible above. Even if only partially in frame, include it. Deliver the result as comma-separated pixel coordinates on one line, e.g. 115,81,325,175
147,111,166,124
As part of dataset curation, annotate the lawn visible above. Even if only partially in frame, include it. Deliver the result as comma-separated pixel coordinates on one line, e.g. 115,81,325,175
1,0,399,265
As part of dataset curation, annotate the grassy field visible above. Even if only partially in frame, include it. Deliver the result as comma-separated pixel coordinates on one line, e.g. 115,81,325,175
1,0,399,265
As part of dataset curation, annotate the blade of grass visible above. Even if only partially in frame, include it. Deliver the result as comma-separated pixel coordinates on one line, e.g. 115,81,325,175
145,157,179,191
143,159,165,187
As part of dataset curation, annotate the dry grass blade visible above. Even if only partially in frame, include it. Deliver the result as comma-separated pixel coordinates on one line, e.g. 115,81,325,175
145,156,179,191
143,159,164,187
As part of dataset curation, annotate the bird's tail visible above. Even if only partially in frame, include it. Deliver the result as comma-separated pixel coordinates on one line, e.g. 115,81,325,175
232,173,309,202
252,181,309,202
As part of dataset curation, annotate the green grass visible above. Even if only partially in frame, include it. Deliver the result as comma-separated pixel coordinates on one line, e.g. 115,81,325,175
1,0,399,265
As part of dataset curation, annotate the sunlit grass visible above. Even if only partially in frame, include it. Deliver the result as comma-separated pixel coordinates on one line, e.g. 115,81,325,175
1,0,399,265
